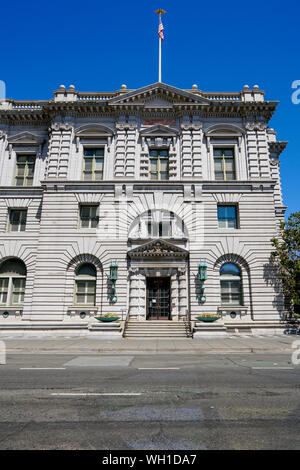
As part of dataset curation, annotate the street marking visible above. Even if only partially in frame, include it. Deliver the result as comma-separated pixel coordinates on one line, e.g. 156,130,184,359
252,367,294,370
138,367,180,370
20,368,66,370
51,393,142,396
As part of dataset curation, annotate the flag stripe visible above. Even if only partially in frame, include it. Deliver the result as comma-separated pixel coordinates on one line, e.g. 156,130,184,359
158,21,164,41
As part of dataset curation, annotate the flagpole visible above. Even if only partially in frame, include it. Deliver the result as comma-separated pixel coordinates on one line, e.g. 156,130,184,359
155,9,166,83
159,29,161,82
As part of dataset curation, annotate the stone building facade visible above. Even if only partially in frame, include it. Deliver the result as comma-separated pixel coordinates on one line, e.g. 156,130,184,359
0,82,288,334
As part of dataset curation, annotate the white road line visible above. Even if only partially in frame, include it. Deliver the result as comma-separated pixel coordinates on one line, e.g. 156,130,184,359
51,393,142,396
252,367,294,370
20,368,66,370
138,367,180,370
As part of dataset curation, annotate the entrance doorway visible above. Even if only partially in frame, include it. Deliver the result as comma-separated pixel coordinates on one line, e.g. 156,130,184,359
146,277,170,320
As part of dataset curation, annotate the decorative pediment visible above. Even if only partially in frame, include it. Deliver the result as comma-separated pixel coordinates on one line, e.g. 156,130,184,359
7,131,44,145
128,239,189,259
75,123,114,137
108,82,210,108
204,124,245,137
140,124,178,137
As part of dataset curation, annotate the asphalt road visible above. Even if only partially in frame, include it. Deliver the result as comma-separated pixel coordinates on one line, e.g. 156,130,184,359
0,352,300,450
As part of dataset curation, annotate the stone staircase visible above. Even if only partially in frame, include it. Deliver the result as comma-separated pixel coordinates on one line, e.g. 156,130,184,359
123,320,192,338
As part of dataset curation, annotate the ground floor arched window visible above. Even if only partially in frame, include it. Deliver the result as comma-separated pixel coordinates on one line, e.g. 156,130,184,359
74,263,97,306
220,262,243,305
0,259,27,306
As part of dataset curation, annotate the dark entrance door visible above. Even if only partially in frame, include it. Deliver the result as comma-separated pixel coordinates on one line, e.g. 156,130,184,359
147,277,170,320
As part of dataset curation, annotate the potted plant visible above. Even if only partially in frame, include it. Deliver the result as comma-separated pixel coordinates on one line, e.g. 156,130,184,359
95,313,120,322
197,314,221,323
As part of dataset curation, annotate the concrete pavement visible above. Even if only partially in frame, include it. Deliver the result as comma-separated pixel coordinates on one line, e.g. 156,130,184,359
0,333,297,354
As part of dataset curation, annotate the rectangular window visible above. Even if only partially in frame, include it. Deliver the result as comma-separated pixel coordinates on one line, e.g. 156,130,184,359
11,278,26,305
79,205,99,228
75,280,96,305
8,209,27,232
83,148,104,181
213,148,235,181
221,280,242,305
0,278,8,305
218,205,238,229
149,149,169,180
15,154,36,186
0,277,25,305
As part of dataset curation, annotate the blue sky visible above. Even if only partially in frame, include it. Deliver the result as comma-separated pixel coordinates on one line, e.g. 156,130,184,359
1,0,299,217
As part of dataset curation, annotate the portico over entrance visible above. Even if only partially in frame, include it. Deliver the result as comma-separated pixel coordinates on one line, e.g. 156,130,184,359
127,239,189,321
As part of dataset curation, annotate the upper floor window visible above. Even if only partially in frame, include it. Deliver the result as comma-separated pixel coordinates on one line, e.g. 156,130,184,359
147,210,175,237
218,205,238,229
79,205,99,229
220,262,242,305
128,209,187,240
214,148,235,181
15,154,36,186
0,259,27,306
83,148,104,181
8,209,27,232
149,149,169,180
74,263,96,306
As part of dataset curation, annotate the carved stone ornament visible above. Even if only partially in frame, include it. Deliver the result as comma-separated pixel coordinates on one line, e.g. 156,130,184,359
128,239,189,259
180,123,203,131
270,158,280,166
115,123,137,131
245,122,267,131
0,130,7,140
50,123,73,132
145,136,173,148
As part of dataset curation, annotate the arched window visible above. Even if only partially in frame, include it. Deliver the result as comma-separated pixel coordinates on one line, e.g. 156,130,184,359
0,259,27,306
74,263,96,306
220,262,242,305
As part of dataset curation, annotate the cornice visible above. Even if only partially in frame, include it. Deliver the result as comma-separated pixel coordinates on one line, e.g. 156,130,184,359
0,99,279,124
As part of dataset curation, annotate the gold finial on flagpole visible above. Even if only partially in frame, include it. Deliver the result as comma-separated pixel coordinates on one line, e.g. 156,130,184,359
155,9,166,15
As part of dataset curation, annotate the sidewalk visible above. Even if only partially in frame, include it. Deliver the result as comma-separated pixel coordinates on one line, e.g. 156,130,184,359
0,334,297,354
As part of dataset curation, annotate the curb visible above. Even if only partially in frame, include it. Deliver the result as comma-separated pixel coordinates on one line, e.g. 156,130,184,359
6,347,293,355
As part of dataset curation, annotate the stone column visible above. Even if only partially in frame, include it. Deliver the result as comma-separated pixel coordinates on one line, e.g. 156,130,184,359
170,271,179,320
178,269,188,319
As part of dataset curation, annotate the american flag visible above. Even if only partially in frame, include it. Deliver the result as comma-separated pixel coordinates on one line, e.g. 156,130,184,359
158,19,164,41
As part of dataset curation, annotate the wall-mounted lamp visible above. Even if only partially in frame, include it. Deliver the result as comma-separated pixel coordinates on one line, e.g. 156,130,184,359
197,259,207,304
109,262,118,303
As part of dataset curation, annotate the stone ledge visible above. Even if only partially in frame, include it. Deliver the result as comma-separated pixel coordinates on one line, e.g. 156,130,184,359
194,321,228,337
0,322,88,330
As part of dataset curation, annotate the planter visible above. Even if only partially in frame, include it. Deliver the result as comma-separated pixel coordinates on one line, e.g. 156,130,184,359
95,316,119,322
197,316,220,323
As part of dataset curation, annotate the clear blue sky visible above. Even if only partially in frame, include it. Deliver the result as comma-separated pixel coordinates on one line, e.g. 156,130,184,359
1,0,299,217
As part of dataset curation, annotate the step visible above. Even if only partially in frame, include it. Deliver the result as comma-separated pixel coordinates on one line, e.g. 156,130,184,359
126,326,187,330
125,331,190,338
124,320,191,338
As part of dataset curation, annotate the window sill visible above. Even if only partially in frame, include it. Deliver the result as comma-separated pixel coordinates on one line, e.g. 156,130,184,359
218,306,248,318
67,306,98,318
0,307,23,318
